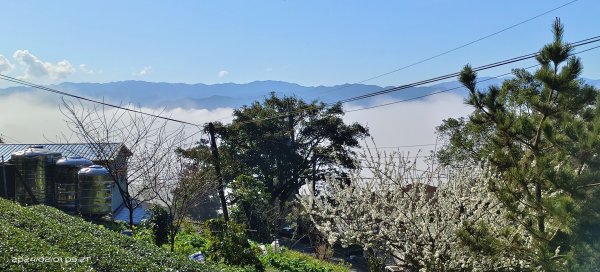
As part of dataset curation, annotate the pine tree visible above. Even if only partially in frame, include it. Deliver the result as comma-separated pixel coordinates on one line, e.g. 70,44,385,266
454,18,600,270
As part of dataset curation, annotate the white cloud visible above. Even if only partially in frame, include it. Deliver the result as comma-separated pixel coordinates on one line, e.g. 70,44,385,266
133,66,152,76
218,70,229,78
344,92,472,166
0,55,14,73
79,64,100,74
0,91,68,143
0,91,235,143
0,87,471,171
12,50,74,80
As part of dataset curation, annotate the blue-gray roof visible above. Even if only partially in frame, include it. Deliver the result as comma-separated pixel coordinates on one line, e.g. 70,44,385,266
0,143,127,162
113,202,150,225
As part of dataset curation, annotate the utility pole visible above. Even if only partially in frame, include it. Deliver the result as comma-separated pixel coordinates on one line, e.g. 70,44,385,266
311,155,317,196
2,156,7,198
208,122,229,222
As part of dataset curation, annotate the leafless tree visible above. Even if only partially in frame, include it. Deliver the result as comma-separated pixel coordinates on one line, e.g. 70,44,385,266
60,99,190,229
141,138,218,251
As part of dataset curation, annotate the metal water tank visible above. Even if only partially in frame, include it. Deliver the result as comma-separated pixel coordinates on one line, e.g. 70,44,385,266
54,156,93,213
10,145,62,205
78,165,112,216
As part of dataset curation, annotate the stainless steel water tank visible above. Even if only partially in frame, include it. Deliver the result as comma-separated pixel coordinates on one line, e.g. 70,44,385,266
10,145,62,205
55,156,93,214
78,165,112,216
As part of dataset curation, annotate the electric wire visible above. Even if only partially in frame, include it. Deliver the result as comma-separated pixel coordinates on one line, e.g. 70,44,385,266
0,36,598,129
345,43,600,113
0,133,21,143
337,36,600,104
313,0,580,100
0,74,202,127
230,35,600,126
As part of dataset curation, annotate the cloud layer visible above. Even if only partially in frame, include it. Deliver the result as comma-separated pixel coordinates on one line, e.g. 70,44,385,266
0,55,14,73
0,88,471,164
344,92,472,157
12,50,74,80
0,91,235,143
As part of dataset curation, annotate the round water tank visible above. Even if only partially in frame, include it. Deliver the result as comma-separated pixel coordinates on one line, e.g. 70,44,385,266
78,165,112,216
11,145,62,205
55,156,93,214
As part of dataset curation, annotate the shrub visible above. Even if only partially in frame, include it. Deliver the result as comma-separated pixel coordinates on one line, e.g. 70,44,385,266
260,248,350,272
171,230,208,256
148,204,171,247
133,223,156,245
202,219,264,271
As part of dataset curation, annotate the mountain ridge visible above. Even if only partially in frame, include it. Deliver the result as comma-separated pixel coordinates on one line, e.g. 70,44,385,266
1,78,598,110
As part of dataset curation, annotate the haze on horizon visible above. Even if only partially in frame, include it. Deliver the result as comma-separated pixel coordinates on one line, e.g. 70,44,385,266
0,0,599,158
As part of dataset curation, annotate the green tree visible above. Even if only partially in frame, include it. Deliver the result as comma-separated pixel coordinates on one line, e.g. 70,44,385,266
439,19,600,270
180,94,368,243
214,93,368,207
229,174,278,242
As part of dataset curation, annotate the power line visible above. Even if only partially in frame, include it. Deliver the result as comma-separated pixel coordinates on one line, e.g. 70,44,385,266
345,43,600,113
314,0,580,100
337,35,600,104
375,144,438,148
0,74,203,127
230,35,600,126
0,133,21,143
1,36,598,130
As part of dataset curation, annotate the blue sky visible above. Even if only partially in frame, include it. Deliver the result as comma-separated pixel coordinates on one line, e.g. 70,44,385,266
0,0,598,87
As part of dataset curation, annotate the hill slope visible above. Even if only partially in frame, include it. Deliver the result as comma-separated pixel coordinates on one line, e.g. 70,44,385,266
0,198,213,272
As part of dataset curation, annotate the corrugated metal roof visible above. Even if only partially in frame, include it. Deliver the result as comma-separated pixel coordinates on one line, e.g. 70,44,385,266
0,143,125,162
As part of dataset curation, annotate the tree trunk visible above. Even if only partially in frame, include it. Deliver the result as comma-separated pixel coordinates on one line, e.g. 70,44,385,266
208,122,229,222
536,181,544,233
129,206,134,231
170,227,176,252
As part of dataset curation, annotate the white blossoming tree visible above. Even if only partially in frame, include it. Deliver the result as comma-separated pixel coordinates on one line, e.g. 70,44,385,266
300,146,534,271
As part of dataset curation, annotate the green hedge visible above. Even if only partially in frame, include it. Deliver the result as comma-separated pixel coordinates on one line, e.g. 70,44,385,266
0,198,215,272
0,220,94,271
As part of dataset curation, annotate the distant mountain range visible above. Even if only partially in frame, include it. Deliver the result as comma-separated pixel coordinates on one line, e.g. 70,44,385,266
1,78,599,110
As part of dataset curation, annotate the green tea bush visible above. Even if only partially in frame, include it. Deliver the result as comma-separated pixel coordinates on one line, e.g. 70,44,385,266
0,220,94,271
0,198,215,271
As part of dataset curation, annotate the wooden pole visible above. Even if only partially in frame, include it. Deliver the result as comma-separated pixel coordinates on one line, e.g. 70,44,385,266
208,122,229,222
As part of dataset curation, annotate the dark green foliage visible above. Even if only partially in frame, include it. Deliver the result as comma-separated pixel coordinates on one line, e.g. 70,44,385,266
212,93,368,205
230,174,279,242
440,18,600,270
0,198,214,271
179,94,368,242
202,219,264,271
148,204,171,247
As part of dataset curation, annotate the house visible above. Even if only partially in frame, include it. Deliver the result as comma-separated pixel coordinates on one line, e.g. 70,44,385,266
0,143,147,224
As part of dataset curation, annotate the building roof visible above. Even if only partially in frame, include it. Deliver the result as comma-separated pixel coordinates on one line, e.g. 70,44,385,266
0,143,127,162
112,202,151,225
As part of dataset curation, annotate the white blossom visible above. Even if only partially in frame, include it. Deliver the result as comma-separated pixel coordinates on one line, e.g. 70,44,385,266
299,148,533,271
